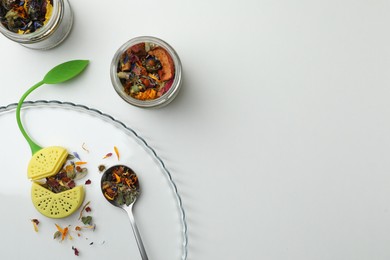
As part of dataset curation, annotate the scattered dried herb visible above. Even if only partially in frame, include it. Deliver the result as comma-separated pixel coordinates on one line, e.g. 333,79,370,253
117,42,175,100
82,142,89,153
54,224,72,241
114,146,120,160
73,152,81,161
31,218,39,232
102,152,112,159
0,0,53,34
84,224,96,231
98,164,106,172
75,224,96,232
53,230,62,239
47,202,97,257
77,201,96,230
75,161,87,166
78,201,91,220
72,246,79,256
101,165,139,206
67,154,75,160
81,216,92,225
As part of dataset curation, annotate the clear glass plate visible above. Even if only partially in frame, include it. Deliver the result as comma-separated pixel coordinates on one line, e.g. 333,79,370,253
0,100,187,260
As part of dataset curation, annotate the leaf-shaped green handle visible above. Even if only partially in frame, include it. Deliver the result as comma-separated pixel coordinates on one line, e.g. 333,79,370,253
43,60,89,84
16,60,90,155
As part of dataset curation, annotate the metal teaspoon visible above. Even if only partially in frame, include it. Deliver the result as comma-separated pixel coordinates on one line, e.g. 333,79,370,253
101,165,148,260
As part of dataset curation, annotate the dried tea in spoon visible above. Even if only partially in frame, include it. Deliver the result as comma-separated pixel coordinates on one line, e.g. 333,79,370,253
101,165,149,260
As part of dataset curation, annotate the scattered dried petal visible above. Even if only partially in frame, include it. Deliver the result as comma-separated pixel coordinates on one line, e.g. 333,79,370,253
85,179,92,185
98,164,106,172
82,142,90,153
65,164,74,172
31,219,39,232
72,246,80,256
81,216,93,225
74,168,88,181
79,201,91,220
73,152,81,161
55,223,63,233
53,231,62,240
85,207,91,212
83,224,96,231
114,146,120,160
67,154,76,160
55,224,70,241
103,153,112,159
75,161,87,165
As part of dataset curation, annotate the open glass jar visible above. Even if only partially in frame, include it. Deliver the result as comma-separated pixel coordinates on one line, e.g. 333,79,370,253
110,36,183,108
0,0,73,50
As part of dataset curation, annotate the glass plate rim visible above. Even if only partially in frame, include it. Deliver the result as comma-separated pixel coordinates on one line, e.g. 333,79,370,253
0,100,188,260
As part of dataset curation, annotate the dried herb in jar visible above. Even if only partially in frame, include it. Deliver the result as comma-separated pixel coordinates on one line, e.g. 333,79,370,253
117,42,175,101
101,165,139,206
0,0,53,34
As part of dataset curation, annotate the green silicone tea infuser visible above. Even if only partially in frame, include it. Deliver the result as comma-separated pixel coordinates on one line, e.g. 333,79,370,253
16,60,89,218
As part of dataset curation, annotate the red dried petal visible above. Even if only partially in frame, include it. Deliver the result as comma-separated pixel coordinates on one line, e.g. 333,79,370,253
46,178,60,188
103,153,113,159
68,180,76,188
85,179,92,185
72,246,79,256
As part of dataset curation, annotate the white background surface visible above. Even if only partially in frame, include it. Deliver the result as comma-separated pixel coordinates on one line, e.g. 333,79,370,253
1,0,390,259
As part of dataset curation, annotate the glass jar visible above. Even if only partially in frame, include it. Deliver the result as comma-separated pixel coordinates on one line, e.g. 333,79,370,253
110,36,183,108
0,0,73,50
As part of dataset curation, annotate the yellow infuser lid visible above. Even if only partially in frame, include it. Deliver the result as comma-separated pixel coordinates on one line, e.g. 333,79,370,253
27,146,68,180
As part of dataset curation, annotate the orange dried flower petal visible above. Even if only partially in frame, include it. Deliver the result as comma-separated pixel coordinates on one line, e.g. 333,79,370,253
55,224,69,241
75,161,87,165
65,164,74,172
114,146,120,160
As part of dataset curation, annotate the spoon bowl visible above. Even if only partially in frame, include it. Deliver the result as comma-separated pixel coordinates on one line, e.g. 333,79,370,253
101,165,148,260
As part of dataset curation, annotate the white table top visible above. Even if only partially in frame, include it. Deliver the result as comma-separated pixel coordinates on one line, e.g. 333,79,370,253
1,0,390,259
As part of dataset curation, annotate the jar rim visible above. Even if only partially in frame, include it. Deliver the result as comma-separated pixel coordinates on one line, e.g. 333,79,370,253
110,36,182,108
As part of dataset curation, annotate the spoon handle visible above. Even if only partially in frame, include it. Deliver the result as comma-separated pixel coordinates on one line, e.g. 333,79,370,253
125,206,149,260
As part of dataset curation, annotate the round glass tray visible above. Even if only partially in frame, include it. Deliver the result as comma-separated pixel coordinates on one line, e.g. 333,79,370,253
0,100,187,260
